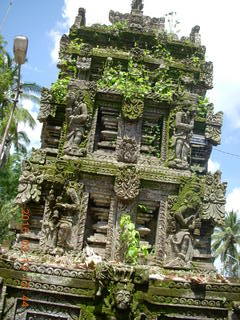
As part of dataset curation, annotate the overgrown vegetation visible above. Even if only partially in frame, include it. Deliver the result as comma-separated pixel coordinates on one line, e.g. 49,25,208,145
51,77,70,104
0,154,22,243
119,214,148,264
98,56,181,102
98,58,151,99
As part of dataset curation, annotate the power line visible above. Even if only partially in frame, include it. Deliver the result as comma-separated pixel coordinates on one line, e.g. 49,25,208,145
0,0,13,32
213,148,240,159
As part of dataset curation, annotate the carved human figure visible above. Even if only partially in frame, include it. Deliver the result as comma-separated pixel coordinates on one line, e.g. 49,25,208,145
56,216,73,250
167,213,195,267
41,209,59,253
173,108,195,165
64,90,88,155
131,0,144,11
166,183,202,267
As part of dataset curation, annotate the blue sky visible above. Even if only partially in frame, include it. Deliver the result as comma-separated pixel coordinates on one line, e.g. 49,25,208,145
0,0,240,214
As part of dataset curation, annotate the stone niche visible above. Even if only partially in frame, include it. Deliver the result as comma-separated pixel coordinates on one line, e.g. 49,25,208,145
0,1,239,320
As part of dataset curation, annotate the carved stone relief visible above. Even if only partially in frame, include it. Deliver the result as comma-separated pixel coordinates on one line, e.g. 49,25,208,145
205,109,223,145
63,83,88,156
169,108,195,169
202,171,227,226
114,167,140,201
15,161,43,205
38,88,56,122
116,137,139,163
189,25,201,45
76,57,92,80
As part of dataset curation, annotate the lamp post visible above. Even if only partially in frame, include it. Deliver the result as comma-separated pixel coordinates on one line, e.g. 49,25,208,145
0,35,28,166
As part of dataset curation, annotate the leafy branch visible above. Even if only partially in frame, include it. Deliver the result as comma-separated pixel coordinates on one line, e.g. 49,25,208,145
119,214,148,264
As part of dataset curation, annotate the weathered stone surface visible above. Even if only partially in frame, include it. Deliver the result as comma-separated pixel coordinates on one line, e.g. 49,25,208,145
1,1,238,320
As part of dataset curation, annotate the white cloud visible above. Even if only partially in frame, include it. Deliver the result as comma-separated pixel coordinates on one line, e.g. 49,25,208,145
18,99,42,150
49,29,62,64
226,188,240,215
208,159,220,173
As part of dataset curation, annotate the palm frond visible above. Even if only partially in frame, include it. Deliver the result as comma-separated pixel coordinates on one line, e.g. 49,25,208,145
22,82,42,94
20,93,40,104
14,107,36,129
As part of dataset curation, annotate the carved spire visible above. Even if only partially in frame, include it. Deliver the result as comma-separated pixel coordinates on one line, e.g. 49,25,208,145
131,0,144,12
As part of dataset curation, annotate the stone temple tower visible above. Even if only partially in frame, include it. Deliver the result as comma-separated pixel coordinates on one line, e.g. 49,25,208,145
0,1,240,319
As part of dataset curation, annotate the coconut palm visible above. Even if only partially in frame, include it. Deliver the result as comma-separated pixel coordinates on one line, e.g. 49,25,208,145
0,35,41,167
212,211,240,278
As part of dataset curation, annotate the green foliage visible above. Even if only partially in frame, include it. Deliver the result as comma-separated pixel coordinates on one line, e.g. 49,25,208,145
197,97,210,118
98,56,181,102
212,211,240,278
51,77,70,104
190,55,201,67
119,214,148,264
67,39,84,53
153,42,173,63
98,58,151,99
144,121,162,157
0,35,40,167
0,154,22,243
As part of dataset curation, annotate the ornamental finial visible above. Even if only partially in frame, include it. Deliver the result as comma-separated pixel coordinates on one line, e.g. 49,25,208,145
131,0,144,12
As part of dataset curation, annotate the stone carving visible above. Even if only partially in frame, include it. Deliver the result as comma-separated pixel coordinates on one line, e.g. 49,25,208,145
202,171,227,225
4,3,239,319
200,61,213,88
38,88,56,122
122,98,144,120
113,283,134,310
114,167,140,201
189,25,201,45
15,161,43,204
109,10,165,33
130,47,144,61
64,84,88,156
72,7,86,28
29,148,46,165
59,34,70,60
117,137,138,163
131,0,144,12
76,57,92,80
169,108,195,169
205,108,223,145
166,179,203,267
40,182,83,255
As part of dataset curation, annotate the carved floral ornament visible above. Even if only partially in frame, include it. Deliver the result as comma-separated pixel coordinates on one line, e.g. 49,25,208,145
38,88,56,122
121,98,144,120
202,170,227,226
114,166,140,201
15,161,43,204
205,110,223,145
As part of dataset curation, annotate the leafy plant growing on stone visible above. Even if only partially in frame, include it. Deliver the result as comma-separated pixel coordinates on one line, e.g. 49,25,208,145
51,77,70,104
119,214,148,264
197,96,210,119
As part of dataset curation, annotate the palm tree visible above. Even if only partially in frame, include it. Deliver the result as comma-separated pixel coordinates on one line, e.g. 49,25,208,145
212,211,240,278
0,36,41,167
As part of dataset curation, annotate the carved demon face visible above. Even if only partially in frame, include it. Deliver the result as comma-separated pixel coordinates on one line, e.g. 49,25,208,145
114,289,131,310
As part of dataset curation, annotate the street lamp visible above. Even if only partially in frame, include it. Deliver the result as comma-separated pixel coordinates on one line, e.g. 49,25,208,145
0,36,28,165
